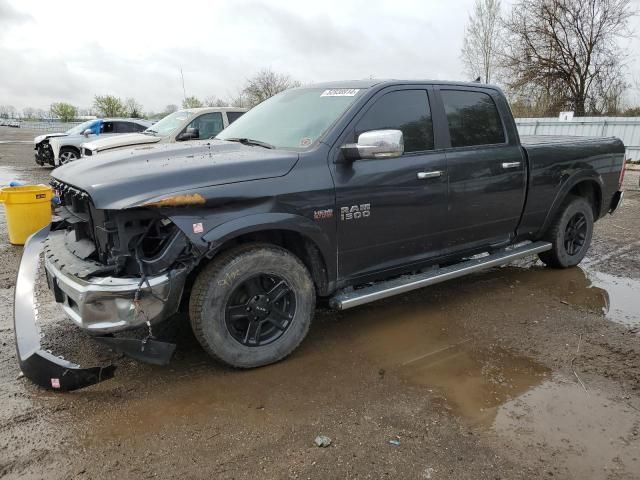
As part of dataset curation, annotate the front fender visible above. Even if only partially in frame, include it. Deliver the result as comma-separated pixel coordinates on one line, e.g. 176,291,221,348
201,212,334,273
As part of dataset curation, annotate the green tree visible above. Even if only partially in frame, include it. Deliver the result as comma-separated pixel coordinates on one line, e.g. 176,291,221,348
50,102,77,122
93,95,127,117
182,96,203,108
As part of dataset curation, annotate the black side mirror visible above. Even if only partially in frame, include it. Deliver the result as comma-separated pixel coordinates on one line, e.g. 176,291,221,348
177,127,199,141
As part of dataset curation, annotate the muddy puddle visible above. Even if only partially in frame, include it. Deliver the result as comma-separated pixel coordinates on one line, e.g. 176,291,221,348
346,301,550,426
507,263,640,330
586,269,640,329
79,262,637,450
495,378,640,478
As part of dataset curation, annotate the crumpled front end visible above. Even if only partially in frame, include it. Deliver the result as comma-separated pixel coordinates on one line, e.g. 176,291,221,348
34,140,54,166
46,180,195,333
14,180,199,390
44,230,188,334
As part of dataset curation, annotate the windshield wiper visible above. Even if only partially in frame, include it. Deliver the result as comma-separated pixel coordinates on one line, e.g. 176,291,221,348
224,137,275,149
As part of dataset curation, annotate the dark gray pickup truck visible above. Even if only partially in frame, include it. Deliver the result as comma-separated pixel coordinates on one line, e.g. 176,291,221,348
14,80,625,390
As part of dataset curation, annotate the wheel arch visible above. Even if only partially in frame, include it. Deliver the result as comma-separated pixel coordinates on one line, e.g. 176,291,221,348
197,213,335,296
539,174,603,236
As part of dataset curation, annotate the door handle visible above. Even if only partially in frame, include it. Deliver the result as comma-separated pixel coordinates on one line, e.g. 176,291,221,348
502,162,521,169
417,171,443,180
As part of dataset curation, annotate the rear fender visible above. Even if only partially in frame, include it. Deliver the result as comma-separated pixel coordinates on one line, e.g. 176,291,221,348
539,171,604,235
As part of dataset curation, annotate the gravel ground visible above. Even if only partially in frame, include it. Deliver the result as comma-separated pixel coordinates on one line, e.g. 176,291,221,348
1,127,639,480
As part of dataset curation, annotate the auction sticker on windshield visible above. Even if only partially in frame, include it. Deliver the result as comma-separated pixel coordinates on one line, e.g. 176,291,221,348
321,89,360,97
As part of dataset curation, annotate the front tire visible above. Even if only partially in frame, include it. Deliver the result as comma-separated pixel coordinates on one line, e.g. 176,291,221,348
59,147,79,165
539,196,594,268
189,244,315,368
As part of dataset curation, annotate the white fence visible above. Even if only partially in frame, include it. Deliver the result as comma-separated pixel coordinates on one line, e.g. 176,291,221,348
17,121,83,132
516,117,640,161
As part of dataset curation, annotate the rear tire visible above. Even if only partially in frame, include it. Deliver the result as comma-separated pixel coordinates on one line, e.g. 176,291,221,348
189,244,315,368
538,196,594,268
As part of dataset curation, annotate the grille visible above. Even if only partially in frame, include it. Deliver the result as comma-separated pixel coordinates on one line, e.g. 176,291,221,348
51,180,96,243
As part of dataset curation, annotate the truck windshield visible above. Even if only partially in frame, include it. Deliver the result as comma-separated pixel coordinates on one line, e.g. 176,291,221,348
145,111,190,136
217,87,364,149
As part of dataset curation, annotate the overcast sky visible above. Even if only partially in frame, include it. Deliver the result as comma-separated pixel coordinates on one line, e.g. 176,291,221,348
1,0,640,113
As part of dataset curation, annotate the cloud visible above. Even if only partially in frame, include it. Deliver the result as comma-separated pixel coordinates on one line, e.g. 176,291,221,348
0,0,31,31
1,0,638,112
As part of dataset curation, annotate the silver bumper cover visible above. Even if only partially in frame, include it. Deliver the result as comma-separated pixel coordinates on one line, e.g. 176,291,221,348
44,254,186,334
14,225,116,391
43,229,187,334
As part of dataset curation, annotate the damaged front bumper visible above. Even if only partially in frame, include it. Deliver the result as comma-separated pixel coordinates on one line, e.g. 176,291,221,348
15,226,187,391
14,225,116,391
44,231,187,334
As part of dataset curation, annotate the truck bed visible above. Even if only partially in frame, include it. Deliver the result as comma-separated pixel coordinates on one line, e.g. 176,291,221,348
518,134,625,237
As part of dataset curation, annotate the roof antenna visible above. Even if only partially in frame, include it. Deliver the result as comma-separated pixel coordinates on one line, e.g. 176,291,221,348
473,76,482,83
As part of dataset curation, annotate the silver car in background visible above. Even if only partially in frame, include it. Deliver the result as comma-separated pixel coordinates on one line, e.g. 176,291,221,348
34,118,152,166
80,107,247,157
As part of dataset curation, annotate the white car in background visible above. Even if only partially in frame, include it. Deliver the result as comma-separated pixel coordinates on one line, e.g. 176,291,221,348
80,107,247,157
35,118,152,166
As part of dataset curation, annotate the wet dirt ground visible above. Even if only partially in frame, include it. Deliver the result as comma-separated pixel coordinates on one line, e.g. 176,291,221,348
1,127,639,479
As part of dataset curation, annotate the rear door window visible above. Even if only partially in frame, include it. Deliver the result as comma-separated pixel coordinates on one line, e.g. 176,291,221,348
441,90,505,148
355,90,434,153
101,122,114,134
226,111,244,124
113,121,137,133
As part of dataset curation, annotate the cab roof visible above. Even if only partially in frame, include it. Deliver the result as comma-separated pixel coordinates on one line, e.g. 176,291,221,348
304,79,501,91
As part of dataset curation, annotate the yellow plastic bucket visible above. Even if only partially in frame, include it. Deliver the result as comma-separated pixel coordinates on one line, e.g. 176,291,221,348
0,184,53,245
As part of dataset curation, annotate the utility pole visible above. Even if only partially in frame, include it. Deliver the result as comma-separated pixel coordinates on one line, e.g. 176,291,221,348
180,68,187,103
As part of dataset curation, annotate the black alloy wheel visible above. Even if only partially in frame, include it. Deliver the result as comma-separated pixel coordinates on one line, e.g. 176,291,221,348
563,212,588,256
225,274,296,347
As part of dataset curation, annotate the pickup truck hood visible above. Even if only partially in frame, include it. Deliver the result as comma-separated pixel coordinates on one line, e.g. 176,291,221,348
52,141,299,210
83,133,161,152
34,133,66,144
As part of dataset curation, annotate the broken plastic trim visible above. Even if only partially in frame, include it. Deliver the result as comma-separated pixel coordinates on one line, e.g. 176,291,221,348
14,225,116,391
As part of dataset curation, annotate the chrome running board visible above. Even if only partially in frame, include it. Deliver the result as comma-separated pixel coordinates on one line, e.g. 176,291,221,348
330,241,552,310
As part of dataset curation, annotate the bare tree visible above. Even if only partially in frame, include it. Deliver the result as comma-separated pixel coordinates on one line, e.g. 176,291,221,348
0,105,17,119
461,0,503,83
165,104,179,114
125,98,144,118
205,96,229,107
241,69,301,107
502,0,635,116
22,107,37,119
